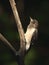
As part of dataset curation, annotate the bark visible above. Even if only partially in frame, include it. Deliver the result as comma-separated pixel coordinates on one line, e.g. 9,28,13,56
9,0,26,65
0,33,16,53
9,0,26,52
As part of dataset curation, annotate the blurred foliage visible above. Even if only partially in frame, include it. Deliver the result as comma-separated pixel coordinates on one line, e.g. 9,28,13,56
25,47,38,65
0,0,49,65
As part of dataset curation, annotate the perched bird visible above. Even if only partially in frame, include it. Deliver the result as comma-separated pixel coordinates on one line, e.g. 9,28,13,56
25,17,38,50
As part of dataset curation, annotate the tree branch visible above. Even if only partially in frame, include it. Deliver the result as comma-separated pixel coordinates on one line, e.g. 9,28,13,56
0,0,38,64
9,0,25,51
0,33,17,53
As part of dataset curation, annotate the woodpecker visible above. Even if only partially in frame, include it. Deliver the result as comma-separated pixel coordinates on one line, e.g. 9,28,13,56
25,17,38,51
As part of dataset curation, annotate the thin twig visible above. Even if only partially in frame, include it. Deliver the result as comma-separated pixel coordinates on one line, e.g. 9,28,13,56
0,33,17,53
9,0,26,52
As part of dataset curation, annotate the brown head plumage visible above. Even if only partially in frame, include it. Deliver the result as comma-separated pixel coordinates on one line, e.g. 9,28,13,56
28,17,38,29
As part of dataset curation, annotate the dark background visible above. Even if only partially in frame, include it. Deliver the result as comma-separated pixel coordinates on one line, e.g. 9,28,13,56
0,0,49,65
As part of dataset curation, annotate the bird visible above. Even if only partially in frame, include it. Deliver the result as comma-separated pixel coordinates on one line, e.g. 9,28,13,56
25,17,38,51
